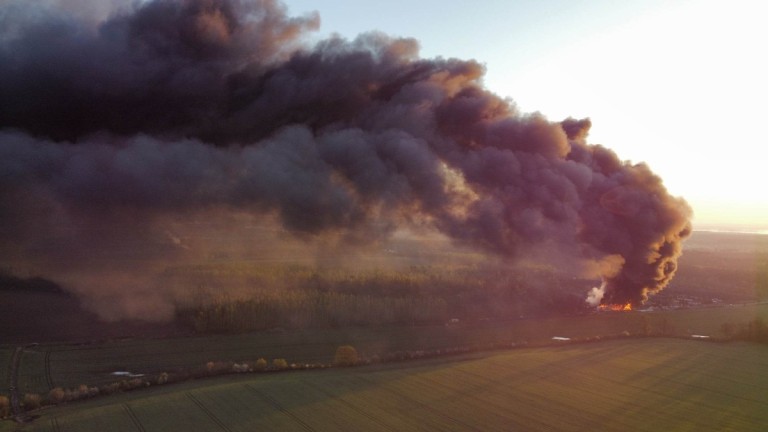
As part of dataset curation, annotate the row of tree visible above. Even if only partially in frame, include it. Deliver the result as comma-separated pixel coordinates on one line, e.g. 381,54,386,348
3,345,369,417
168,261,606,333
180,290,449,332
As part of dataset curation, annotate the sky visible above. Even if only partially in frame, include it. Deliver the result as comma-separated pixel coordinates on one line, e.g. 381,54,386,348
282,0,768,232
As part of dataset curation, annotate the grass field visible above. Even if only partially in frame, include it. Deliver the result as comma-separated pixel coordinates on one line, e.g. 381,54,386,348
3,303,767,396
5,338,768,432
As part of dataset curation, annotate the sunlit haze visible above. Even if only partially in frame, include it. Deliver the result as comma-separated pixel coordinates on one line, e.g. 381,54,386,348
284,0,768,232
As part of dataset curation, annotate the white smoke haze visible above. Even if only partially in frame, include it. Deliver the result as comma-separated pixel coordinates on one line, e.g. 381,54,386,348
585,281,606,307
0,0,692,321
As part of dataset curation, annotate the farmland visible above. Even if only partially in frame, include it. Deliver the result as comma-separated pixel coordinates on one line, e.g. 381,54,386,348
0,0,765,428
5,338,768,431
4,303,767,396
2,231,767,430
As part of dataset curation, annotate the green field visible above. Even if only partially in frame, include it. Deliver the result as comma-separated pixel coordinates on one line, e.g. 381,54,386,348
3,304,767,431
3,303,768,396
6,338,768,431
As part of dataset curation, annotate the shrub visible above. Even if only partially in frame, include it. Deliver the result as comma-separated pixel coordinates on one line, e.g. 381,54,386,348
130,378,146,389
254,358,268,371
0,395,9,418
157,372,169,385
48,387,66,404
205,361,232,375
119,378,145,392
72,384,90,400
100,382,121,395
232,362,250,373
23,393,42,411
272,358,289,370
334,345,359,367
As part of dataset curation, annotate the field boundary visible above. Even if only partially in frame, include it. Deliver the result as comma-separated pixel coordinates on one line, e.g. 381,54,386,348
44,348,54,389
8,346,26,422
50,416,62,432
122,403,147,432
186,392,233,432
245,384,316,432
4,348,12,394
13,338,768,431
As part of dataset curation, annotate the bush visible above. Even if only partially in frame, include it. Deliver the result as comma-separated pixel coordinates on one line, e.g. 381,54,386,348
129,378,146,389
157,372,169,385
232,362,250,373
48,387,66,404
100,382,121,395
272,358,289,370
71,384,91,400
119,378,146,392
205,361,232,375
0,395,9,418
23,393,42,411
254,358,268,371
334,345,359,367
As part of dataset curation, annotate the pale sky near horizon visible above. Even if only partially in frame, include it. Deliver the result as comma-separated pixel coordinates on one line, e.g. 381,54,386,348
283,0,768,231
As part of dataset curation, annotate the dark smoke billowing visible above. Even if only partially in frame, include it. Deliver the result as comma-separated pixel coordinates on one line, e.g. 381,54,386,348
0,0,691,320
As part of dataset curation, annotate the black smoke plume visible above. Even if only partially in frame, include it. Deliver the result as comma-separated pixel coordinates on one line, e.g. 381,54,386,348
0,0,691,320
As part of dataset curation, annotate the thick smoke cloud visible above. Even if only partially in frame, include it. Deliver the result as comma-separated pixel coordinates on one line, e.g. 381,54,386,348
0,0,691,320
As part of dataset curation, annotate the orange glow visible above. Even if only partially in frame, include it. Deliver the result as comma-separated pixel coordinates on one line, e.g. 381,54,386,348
598,303,632,312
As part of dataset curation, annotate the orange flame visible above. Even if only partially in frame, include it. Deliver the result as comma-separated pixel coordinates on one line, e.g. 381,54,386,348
598,303,633,312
